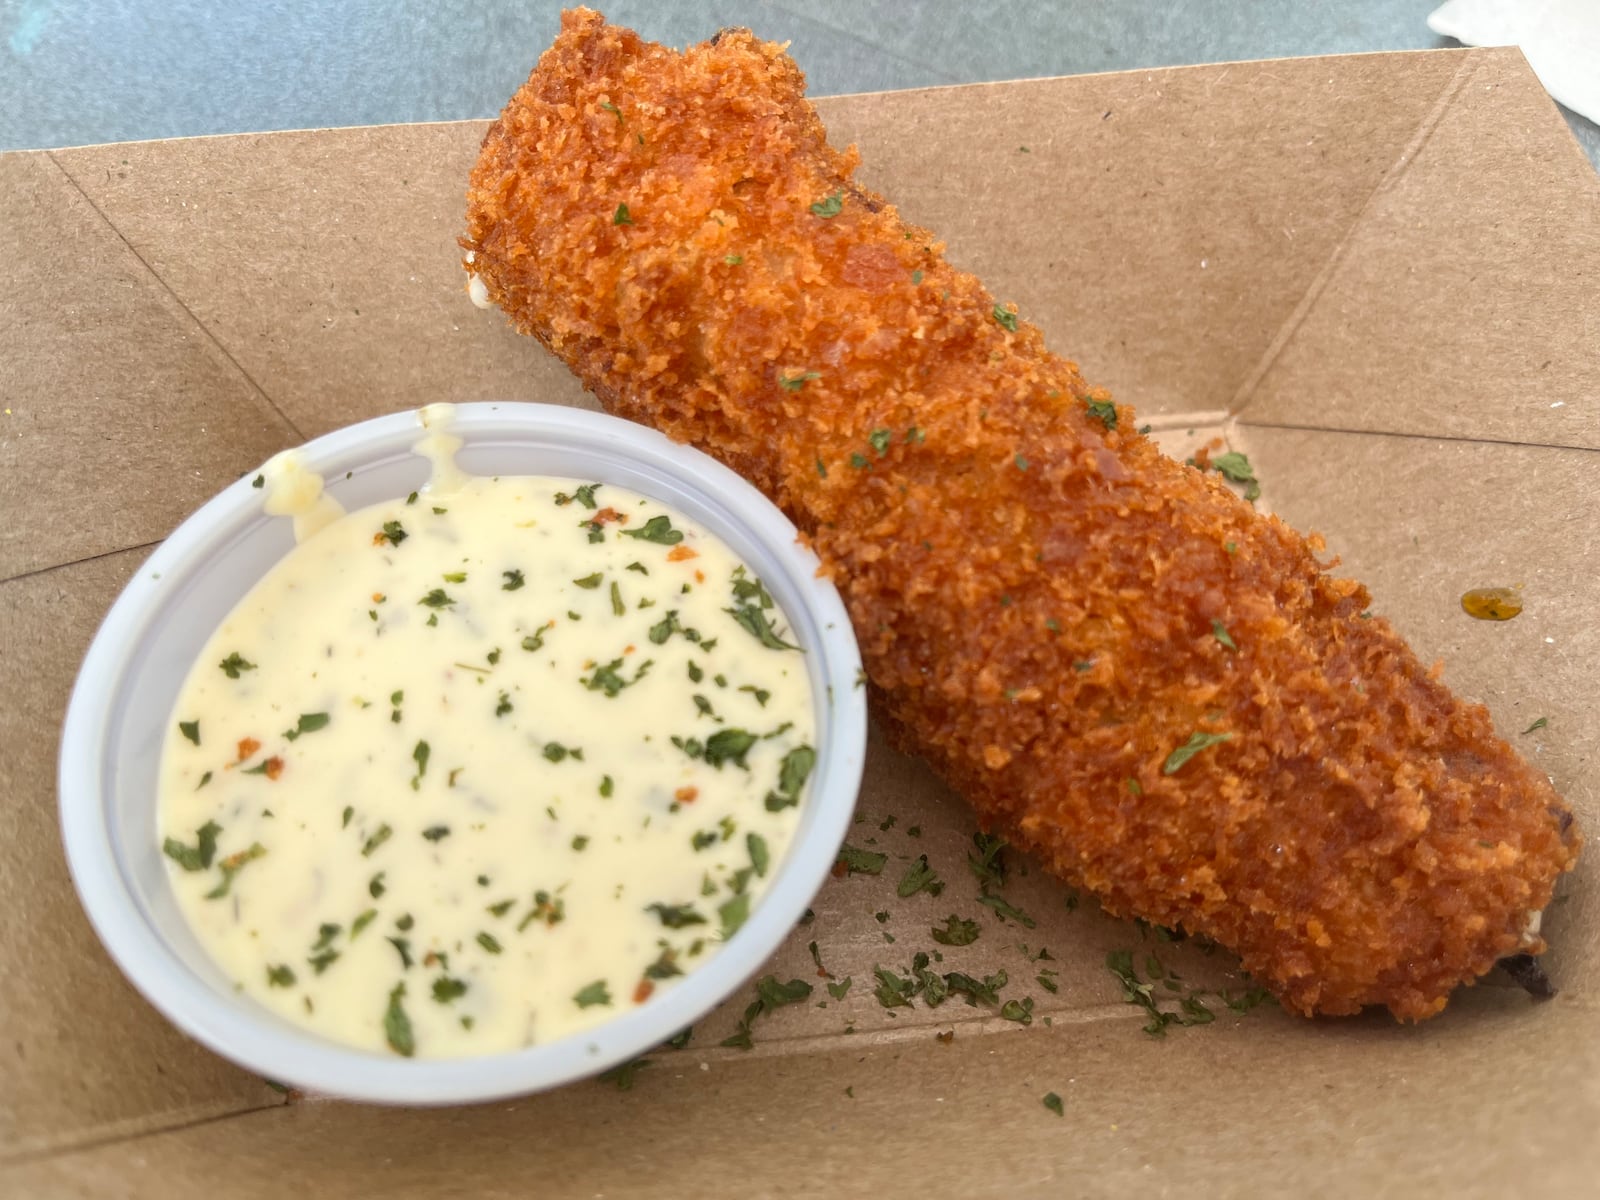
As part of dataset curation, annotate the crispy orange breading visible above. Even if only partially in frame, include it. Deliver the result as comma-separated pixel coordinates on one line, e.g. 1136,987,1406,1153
462,9,1581,1019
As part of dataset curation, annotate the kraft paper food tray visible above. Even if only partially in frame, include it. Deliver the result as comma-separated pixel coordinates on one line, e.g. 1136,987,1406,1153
2,44,1597,1198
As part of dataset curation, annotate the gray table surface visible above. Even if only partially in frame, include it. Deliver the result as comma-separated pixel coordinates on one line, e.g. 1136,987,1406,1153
3,0,1597,168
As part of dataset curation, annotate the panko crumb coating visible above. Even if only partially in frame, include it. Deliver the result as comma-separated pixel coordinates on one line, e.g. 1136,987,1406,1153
462,8,1580,1020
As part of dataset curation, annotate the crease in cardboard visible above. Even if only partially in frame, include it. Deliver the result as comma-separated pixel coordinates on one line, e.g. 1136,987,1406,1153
0,538,161,589
40,151,307,445
1129,410,1231,432
2,1100,288,1172
1228,55,1478,421
1235,416,1600,457
657,1002,1173,1066
681,975,1600,1071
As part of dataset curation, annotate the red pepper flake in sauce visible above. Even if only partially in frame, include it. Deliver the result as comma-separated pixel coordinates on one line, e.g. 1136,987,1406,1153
232,737,261,766
667,545,698,563
633,979,655,1004
675,786,699,803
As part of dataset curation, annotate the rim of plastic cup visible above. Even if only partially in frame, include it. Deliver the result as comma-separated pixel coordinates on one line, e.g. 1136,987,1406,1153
58,402,866,1105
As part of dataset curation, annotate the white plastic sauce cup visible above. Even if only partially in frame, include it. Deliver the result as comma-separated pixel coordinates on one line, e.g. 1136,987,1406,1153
59,403,866,1104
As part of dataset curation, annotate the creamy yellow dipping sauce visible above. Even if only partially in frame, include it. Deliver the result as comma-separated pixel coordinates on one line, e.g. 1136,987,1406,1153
158,462,814,1059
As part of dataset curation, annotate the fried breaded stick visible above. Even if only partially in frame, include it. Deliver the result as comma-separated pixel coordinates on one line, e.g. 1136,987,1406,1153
462,9,1581,1019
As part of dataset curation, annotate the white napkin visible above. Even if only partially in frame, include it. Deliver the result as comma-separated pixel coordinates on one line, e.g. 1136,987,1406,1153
1429,0,1600,125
